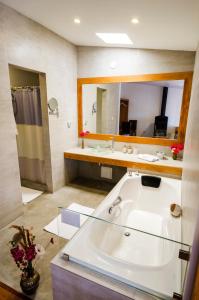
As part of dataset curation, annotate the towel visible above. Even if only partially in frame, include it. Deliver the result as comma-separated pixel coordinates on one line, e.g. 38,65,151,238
44,203,94,240
138,154,159,162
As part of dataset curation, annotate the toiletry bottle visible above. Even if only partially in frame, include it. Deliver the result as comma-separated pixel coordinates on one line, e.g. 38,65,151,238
127,146,132,154
123,144,127,153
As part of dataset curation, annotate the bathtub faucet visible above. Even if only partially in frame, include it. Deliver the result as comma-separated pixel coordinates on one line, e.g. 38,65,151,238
108,196,122,214
128,170,139,176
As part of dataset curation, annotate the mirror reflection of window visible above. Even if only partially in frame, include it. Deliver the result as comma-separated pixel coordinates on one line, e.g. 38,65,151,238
82,80,184,139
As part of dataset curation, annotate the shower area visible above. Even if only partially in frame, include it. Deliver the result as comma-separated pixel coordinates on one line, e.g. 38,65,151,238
9,65,50,203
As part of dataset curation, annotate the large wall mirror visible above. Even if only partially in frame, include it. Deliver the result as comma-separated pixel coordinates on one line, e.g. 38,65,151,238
78,72,193,146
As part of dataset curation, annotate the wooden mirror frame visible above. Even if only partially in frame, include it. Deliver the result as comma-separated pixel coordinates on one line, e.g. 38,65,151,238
78,71,193,146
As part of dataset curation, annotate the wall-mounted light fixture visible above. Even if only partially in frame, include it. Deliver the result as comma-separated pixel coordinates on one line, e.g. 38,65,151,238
92,102,97,115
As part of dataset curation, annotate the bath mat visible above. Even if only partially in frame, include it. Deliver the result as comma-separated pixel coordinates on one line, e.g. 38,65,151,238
21,186,43,204
43,203,94,240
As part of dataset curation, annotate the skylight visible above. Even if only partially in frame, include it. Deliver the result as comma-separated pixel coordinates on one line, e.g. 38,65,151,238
96,33,133,45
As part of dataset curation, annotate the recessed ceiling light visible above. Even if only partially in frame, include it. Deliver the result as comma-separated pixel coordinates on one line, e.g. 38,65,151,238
96,33,133,45
131,18,139,24
74,18,80,24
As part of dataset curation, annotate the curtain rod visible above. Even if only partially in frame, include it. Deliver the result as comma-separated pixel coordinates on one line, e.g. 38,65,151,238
11,85,40,90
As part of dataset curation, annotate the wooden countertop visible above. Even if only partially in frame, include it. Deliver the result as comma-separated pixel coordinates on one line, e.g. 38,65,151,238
64,147,183,177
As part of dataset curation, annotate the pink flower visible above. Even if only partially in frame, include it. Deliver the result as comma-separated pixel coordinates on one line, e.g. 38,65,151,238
11,246,24,262
80,130,90,137
25,245,37,261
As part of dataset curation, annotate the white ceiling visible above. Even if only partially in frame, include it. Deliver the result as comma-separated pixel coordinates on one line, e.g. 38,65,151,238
2,0,199,51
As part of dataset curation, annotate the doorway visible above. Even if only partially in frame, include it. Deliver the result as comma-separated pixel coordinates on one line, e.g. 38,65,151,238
119,98,129,134
96,87,107,133
9,65,52,203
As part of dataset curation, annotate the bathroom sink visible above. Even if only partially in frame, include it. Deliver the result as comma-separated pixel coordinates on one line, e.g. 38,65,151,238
87,147,112,155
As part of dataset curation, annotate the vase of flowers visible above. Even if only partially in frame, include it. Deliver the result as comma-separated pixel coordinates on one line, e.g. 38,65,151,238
9,225,53,295
80,130,90,149
20,267,40,295
170,143,184,160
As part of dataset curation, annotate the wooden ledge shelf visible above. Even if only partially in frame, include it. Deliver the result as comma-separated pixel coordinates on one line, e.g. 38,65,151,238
64,148,183,177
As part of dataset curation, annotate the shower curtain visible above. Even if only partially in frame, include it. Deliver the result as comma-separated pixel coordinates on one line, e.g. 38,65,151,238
12,87,45,184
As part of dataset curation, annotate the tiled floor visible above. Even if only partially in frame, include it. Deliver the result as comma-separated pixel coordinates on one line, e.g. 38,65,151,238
0,183,106,300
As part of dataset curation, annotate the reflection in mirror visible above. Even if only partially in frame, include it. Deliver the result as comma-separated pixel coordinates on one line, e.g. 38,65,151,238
83,80,184,140
83,83,120,135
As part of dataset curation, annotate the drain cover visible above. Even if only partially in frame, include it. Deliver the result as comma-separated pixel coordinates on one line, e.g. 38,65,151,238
124,232,131,237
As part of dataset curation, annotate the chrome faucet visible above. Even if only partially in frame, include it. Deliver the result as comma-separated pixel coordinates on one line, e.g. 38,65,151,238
128,170,133,176
108,196,122,214
128,170,139,176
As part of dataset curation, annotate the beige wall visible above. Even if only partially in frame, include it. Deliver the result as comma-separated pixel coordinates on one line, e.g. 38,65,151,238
182,46,199,245
77,47,195,78
0,3,77,228
9,66,39,86
0,5,23,228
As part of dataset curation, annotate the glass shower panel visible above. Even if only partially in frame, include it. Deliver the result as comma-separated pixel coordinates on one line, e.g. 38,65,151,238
57,207,191,300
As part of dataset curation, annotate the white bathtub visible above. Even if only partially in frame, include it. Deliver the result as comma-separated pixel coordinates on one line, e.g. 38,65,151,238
63,173,183,299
